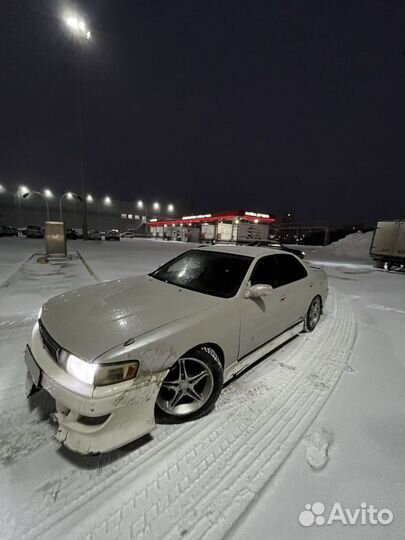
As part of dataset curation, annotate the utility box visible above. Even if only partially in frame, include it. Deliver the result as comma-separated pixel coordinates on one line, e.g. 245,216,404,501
370,220,405,269
45,221,67,258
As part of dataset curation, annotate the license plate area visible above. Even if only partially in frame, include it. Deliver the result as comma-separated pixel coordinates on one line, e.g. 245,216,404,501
25,346,42,387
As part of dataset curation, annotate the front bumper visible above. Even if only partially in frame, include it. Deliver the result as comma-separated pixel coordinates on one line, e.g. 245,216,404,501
27,322,168,454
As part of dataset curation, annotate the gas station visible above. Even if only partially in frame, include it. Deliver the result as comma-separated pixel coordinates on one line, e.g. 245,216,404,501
148,210,276,243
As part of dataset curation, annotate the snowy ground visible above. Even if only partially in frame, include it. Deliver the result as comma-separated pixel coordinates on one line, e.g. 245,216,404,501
0,236,403,540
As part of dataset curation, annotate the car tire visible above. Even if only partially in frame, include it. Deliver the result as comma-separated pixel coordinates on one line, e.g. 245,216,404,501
155,347,223,424
304,295,322,332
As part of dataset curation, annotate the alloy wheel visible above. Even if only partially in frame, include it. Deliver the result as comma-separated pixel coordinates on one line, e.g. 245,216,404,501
157,357,215,416
308,297,321,329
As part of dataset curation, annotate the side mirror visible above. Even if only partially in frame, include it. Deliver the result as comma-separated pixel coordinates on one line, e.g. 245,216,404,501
245,283,273,299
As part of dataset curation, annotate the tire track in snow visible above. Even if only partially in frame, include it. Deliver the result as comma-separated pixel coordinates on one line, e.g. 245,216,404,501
9,288,356,540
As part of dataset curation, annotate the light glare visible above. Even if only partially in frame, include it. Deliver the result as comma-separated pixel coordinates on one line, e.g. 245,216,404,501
66,354,97,385
44,189,53,198
66,16,78,29
64,14,91,40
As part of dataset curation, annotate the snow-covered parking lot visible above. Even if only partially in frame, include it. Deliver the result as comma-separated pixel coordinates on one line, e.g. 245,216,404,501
0,236,404,540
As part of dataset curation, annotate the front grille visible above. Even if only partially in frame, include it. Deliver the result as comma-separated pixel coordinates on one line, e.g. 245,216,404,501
38,319,60,362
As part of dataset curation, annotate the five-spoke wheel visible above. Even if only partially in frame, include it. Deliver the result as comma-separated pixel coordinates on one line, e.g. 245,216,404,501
156,347,223,423
304,295,322,332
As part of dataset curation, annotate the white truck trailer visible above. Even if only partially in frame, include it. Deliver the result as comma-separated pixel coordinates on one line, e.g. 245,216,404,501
370,220,405,269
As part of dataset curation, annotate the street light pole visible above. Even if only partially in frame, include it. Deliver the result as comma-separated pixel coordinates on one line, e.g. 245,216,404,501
59,192,81,221
77,54,89,240
22,191,51,221
63,13,92,240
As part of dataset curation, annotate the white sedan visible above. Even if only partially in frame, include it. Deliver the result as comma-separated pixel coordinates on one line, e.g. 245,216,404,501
25,246,328,454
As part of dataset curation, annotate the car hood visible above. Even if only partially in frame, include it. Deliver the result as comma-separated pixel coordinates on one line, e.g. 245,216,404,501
40,275,222,361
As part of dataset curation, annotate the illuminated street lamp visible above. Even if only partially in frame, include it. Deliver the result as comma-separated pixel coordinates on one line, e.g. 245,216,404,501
59,191,82,221
104,196,112,205
62,11,92,239
64,15,91,40
44,189,53,199
86,194,93,203
22,190,51,220
167,203,174,213
0,184,5,193
137,200,161,221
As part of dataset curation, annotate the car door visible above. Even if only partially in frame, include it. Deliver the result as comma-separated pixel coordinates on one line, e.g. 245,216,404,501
273,254,312,326
239,255,291,358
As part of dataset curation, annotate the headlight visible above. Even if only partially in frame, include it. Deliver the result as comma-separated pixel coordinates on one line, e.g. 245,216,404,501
62,353,139,386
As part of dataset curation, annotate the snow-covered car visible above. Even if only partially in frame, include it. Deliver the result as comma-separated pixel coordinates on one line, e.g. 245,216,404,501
25,246,328,454
0,225,18,237
25,225,44,238
105,229,120,241
87,229,102,240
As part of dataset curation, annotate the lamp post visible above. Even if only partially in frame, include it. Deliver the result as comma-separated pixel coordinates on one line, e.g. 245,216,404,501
137,200,162,222
15,185,29,227
22,189,53,221
59,192,82,221
63,12,91,239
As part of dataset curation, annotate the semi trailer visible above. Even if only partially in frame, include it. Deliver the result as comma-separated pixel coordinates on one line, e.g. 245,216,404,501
370,220,405,270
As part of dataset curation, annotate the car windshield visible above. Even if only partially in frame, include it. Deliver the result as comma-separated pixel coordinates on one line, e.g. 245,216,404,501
150,250,253,298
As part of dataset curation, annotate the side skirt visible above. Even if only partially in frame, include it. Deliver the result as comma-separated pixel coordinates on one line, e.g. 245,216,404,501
223,321,304,383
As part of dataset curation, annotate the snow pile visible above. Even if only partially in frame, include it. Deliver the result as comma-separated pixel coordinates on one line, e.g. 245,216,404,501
321,231,373,258
306,230,373,264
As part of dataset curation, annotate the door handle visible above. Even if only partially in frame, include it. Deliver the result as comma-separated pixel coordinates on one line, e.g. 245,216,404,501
280,296,287,302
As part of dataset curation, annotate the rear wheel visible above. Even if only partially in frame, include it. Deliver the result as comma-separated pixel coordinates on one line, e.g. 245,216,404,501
156,347,223,423
304,296,322,332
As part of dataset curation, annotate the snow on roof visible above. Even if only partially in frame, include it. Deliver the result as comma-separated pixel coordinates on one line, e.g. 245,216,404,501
194,244,279,257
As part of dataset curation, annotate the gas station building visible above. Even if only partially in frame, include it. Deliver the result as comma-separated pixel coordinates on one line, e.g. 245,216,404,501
148,210,276,243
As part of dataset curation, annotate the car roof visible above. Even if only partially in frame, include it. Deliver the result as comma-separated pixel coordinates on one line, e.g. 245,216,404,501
194,244,282,257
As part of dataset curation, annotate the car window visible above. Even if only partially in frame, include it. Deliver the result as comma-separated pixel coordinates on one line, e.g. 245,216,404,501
150,250,253,298
250,255,281,288
274,254,307,285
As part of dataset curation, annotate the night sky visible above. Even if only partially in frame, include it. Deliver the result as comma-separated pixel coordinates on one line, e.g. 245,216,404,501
1,0,404,225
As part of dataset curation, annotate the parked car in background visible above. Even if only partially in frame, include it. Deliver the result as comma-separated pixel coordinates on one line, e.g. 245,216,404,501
25,225,44,239
105,229,120,241
121,228,139,238
88,229,102,240
246,240,306,259
66,228,80,240
25,245,327,454
0,225,18,237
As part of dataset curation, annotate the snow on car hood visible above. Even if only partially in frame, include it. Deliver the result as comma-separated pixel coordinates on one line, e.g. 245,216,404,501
40,275,221,361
